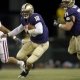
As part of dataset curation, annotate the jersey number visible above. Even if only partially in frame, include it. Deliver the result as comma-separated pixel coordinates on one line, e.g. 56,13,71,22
34,16,40,21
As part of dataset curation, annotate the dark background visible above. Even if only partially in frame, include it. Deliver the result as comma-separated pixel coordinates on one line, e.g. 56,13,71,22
0,0,61,37
0,0,80,68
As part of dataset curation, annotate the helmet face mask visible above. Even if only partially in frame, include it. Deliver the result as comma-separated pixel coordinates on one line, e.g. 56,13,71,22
60,1,69,8
21,10,30,19
60,0,75,8
21,3,34,19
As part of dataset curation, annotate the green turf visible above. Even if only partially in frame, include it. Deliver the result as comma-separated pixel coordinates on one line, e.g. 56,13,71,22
0,68,80,80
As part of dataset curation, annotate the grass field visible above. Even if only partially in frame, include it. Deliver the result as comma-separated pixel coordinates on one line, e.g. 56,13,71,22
0,68,80,80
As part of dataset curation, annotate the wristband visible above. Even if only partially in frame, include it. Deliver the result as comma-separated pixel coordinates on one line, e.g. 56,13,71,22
13,36,17,39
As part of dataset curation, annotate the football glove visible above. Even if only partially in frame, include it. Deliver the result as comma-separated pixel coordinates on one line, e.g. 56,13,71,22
53,20,59,26
13,36,22,46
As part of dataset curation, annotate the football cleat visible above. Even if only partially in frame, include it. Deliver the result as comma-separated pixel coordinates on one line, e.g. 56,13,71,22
18,69,30,78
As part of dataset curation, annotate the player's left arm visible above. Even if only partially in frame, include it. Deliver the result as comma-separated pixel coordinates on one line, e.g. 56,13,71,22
28,22,43,36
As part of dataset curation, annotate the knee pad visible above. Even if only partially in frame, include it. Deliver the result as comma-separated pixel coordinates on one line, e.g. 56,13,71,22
27,54,39,65
16,54,23,60
16,54,27,61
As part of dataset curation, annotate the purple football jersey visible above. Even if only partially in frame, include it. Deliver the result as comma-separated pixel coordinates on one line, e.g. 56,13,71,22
64,5,80,36
20,13,49,43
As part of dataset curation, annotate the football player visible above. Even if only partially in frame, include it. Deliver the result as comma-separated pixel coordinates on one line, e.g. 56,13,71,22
1,3,49,78
0,22,25,71
54,0,80,60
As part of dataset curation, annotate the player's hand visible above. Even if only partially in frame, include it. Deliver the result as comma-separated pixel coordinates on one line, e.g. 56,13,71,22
13,36,22,43
15,38,22,44
28,24,35,30
53,20,59,26
1,34,8,38
13,36,22,46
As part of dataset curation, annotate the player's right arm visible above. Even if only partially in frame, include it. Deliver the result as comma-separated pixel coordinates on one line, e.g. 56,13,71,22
54,12,75,31
8,24,24,37
58,15,75,31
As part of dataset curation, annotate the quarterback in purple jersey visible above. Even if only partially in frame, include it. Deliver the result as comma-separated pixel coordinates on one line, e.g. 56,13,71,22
54,0,80,60
2,3,49,78
21,12,49,43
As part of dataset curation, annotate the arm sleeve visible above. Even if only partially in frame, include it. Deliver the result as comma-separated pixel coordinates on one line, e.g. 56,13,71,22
28,22,43,36
8,24,24,36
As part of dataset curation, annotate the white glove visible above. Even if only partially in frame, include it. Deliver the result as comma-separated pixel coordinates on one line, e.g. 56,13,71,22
53,20,59,26
0,33,7,38
13,36,22,43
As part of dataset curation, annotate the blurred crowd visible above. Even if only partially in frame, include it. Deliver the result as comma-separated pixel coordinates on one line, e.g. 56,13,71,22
34,59,80,69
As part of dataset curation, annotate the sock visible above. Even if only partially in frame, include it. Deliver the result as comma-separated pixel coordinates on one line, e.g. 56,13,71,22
17,60,25,71
17,60,23,65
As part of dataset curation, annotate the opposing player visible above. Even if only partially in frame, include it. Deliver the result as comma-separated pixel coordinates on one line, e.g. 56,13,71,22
0,22,25,71
1,3,49,78
54,0,80,60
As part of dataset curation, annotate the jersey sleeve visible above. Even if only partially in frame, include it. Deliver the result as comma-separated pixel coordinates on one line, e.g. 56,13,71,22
8,24,24,36
68,8,76,16
64,8,76,22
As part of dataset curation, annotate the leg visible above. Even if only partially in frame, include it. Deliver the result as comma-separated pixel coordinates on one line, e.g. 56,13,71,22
8,57,25,71
8,57,18,64
27,41,49,66
17,41,34,78
75,36,80,60
16,41,34,61
22,41,49,78
0,38,9,63
68,36,77,54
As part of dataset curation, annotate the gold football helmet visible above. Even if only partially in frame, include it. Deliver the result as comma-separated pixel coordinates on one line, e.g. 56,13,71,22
21,3,34,19
60,0,75,8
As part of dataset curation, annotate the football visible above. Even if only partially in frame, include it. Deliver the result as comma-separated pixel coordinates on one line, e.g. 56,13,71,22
28,24,35,30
